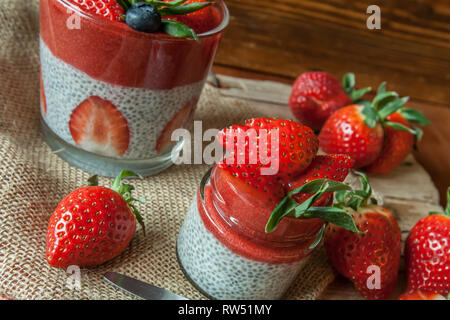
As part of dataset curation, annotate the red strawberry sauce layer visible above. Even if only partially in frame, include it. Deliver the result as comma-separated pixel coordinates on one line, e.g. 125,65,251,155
197,167,324,264
40,0,224,90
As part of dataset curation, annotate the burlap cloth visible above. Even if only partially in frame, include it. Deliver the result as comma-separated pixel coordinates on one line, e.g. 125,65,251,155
0,0,335,300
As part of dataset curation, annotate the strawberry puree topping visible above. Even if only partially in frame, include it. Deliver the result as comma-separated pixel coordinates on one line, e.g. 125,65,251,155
40,0,223,90
197,168,324,264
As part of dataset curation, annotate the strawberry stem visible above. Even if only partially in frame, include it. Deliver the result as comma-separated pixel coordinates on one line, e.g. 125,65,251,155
357,81,430,139
159,2,213,15
87,175,99,187
117,0,131,11
266,172,379,236
265,179,363,234
342,72,371,102
110,170,147,235
429,187,450,218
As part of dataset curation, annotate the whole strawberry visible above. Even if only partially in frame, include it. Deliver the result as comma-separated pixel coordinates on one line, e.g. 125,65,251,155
404,188,450,296
324,172,402,300
398,289,448,300
319,104,384,168
289,72,370,131
319,82,428,168
46,171,145,268
365,110,429,174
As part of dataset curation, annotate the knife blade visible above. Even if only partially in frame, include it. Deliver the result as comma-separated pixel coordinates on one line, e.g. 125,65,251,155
103,272,188,300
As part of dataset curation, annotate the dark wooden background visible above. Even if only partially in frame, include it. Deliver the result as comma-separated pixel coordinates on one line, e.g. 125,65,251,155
213,0,450,206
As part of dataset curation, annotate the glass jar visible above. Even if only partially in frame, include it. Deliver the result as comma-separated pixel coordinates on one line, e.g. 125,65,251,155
39,0,229,177
177,166,324,300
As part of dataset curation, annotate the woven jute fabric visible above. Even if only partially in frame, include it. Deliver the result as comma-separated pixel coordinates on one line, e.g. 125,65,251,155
0,0,335,300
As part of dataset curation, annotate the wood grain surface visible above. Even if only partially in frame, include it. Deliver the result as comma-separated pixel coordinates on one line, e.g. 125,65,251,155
216,0,450,106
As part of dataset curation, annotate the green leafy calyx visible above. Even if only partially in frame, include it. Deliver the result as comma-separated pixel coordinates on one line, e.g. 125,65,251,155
119,0,213,40
265,172,381,248
88,170,147,234
359,82,429,141
265,178,363,235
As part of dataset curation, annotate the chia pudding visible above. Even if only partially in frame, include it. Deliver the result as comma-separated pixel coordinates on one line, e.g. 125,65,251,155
177,166,324,300
39,0,228,176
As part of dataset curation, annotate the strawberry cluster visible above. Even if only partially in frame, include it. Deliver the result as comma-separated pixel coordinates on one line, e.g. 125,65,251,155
289,71,429,174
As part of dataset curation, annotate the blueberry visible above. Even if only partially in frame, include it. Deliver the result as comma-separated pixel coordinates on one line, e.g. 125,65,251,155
126,2,161,33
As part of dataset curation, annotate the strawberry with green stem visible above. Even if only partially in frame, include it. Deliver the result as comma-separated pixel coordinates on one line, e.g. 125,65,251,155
46,170,146,268
404,188,450,296
289,72,371,131
286,154,355,208
266,172,402,300
324,172,402,299
319,82,429,169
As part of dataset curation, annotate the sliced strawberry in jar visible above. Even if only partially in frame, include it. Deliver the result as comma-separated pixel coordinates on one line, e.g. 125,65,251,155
69,96,130,157
156,99,197,153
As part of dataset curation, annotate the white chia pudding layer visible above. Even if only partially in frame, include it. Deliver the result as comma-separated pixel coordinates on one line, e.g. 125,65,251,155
40,38,204,159
177,194,308,300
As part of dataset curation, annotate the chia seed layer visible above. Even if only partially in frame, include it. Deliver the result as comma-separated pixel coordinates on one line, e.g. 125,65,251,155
177,194,308,300
40,38,204,159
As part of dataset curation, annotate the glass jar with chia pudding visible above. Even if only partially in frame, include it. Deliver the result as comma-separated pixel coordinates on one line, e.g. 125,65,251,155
39,0,229,177
177,166,325,300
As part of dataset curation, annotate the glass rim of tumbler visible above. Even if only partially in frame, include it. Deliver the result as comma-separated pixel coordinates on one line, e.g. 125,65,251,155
55,0,230,40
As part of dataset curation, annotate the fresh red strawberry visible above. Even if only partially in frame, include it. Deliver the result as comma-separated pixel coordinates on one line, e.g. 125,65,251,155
398,289,448,300
404,188,450,295
319,104,384,168
289,72,370,131
319,83,428,169
163,0,221,34
69,96,130,157
156,99,197,153
365,111,427,174
46,171,145,268
323,172,402,300
218,118,319,183
287,154,354,206
70,0,125,22
40,69,47,115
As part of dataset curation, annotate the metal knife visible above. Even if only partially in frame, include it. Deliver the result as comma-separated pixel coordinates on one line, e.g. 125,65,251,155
103,272,188,300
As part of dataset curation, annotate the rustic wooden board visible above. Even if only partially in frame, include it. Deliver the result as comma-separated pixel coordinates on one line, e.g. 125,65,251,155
207,73,443,300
